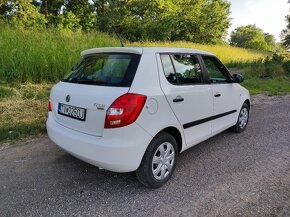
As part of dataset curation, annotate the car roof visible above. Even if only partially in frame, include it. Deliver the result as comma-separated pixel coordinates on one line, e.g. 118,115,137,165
81,47,215,56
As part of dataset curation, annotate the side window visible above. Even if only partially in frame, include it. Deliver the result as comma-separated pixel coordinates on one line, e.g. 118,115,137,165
202,56,229,83
160,54,178,84
171,54,202,85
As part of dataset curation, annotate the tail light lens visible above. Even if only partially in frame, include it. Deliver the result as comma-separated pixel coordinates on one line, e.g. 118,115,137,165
48,101,52,112
105,93,147,129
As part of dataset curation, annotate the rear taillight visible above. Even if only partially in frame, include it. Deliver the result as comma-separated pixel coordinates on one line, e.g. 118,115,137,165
48,101,52,112
105,93,147,129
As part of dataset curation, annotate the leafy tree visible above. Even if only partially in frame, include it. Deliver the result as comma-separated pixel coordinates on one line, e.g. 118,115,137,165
93,0,231,43
64,0,96,30
281,14,290,48
39,0,64,17
121,0,179,41
230,25,269,51
9,0,47,29
1,0,232,43
172,0,231,44
264,33,277,51
0,1,14,18
56,11,81,30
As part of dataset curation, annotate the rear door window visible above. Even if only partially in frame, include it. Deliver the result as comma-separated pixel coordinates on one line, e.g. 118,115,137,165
171,54,202,85
63,53,141,87
160,54,203,85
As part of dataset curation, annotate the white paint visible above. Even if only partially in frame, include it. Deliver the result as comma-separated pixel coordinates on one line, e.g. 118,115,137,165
47,47,250,173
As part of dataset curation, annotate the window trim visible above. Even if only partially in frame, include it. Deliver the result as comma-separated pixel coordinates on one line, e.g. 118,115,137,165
199,55,233,85
159,53,207,86
62,52,141,87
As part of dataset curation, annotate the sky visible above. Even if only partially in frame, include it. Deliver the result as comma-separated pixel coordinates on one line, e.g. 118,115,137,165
228,0,289,41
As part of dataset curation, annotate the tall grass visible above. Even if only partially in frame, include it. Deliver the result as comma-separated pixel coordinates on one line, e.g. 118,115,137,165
0,25,120,83
130,41,271,66
0,25,271,83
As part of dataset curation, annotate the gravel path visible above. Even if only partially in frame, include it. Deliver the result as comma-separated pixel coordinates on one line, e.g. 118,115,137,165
0,94,290,217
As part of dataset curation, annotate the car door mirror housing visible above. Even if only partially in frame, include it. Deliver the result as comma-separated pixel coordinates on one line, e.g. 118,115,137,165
232,74,244,83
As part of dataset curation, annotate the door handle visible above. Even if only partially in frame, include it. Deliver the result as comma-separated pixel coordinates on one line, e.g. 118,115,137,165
173,96,184,103
214,93,221,98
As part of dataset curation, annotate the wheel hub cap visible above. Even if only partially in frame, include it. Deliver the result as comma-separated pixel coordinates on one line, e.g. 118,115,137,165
152,142,175,181
239,108,248,129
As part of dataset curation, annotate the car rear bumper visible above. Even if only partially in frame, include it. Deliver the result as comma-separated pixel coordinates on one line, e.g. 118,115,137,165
46,115,152,172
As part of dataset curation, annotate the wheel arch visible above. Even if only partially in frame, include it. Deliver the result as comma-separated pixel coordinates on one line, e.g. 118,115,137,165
159,126,183,153
244,99,251,111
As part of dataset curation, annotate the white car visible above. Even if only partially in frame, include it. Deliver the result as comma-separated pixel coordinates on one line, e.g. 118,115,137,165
47,47,250,188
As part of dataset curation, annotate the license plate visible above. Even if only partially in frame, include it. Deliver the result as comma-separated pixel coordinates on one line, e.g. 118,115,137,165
58,103,86,121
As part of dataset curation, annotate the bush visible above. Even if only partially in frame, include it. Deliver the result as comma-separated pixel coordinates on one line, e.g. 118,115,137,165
264,54,285,76
283,61,290,76
243,54,288,78
244,58,265,78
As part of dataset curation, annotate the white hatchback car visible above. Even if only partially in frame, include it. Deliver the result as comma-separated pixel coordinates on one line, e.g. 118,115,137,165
47,47,250,188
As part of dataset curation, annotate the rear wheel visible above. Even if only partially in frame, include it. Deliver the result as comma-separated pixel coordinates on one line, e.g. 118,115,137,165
231,103,250,133
136,132,178,188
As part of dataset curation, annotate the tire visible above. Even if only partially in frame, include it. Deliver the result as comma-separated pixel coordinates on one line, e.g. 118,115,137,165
136,132,178,188
231,103,250,133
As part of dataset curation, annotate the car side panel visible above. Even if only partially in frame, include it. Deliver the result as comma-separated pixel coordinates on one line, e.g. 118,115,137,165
129,50,187,151
210,83,240,134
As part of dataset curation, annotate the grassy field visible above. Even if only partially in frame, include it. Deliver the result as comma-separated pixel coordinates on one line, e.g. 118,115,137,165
0,83,50,142
130,41,271,67
0,25,271,83
0,25,120,83
0,26,289,143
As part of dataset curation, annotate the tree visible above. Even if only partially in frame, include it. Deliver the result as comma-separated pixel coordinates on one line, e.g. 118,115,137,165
264,33,277,51
9,0,47,29
230,25,269,51
172,0,231,44
91,0,231,43
281,14,290,48
0,0,231,43
39,0,64,17
56,11,81,30
64,0,96,30
0,1,15,18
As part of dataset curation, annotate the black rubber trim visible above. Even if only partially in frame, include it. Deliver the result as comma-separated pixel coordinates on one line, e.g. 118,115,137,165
183,110,237,129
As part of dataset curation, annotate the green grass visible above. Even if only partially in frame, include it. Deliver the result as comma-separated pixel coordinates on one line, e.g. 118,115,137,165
242,77,290,95
0,85,15,99
0,25,271,83
130,41,271,66
0,25,120,83
0,83,51,142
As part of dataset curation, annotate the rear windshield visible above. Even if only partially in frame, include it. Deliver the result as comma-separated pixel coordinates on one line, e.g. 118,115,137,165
63,53,141,87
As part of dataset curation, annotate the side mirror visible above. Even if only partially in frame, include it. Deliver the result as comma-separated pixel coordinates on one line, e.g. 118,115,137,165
232,74,244,83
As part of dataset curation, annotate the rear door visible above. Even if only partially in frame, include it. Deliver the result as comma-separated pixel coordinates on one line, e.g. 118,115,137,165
158,53,213,147
201,55,240,134
50,53,141,137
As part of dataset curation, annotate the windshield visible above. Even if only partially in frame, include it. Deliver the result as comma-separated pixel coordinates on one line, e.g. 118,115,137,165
63,53,141,87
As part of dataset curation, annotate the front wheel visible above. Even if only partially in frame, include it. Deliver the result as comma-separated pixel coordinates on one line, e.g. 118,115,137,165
231,103,250,133
136,132,178,188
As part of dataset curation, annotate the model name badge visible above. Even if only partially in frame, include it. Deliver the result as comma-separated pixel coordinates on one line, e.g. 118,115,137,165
94,103,105,110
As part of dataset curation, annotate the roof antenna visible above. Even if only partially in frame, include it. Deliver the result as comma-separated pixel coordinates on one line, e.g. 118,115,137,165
104,0,125,47
112,25,125,47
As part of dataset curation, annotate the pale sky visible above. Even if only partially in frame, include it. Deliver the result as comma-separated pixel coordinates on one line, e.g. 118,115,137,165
228,0,289,41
